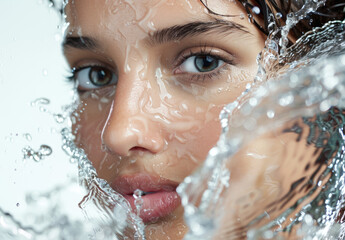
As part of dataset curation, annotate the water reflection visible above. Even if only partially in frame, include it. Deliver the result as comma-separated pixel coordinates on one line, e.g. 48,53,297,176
180,22,345,239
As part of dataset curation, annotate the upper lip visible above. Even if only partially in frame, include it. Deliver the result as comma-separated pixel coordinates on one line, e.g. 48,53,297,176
111,173,179,195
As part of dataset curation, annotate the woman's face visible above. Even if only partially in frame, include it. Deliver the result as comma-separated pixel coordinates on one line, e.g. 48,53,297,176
64,0,265,238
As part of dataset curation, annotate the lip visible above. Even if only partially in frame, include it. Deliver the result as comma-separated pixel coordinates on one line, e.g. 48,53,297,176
111,174,180,223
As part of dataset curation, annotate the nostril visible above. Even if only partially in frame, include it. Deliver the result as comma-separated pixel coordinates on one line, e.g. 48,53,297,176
130,146,151,152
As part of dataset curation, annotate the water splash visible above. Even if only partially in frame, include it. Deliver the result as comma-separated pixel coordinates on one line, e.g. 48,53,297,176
179,20,345,239
3,1,345,240
30,98,50,107
22,145,53,162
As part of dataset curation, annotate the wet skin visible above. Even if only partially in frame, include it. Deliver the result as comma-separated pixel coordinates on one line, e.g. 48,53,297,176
64,0,266,239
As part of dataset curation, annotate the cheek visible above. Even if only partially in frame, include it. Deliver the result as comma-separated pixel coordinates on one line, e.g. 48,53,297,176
72,92,114,166
150,102,223,181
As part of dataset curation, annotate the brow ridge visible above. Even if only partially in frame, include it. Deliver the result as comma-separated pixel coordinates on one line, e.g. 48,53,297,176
63,20,250,51
63,36,98,51
148,19,250,45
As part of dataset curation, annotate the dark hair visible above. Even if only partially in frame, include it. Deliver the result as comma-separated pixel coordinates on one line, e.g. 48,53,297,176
201,0,345,39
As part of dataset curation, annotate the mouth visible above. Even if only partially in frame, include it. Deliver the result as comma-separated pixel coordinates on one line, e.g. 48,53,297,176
111,174,181,223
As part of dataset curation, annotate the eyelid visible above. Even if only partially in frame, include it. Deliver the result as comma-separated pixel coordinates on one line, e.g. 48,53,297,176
173,46,236,71
67,60,117,82
71,61,116,75
68,63,118,91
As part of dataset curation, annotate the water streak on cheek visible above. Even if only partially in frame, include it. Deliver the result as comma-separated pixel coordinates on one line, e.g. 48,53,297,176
73,88,115,144
143,71,214,140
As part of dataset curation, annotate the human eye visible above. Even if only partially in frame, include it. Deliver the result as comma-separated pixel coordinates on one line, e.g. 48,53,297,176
173,47,235,81
179,55,224,73
68,65,118,92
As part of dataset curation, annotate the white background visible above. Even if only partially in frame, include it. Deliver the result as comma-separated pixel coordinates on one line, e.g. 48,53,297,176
0,0,79,218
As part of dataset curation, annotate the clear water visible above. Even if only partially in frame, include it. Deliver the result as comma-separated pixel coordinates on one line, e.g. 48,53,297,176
1,0,345,239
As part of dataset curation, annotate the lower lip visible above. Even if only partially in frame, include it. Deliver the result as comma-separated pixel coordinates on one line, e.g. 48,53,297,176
124,191,180,223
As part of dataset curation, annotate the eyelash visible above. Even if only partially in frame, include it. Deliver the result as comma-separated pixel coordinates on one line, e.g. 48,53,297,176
66,65,109,92
66,67,80,82
66,47,235,88
175,46,235,82
66,66,90,81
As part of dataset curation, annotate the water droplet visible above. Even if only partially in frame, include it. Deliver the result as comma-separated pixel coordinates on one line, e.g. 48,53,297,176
287,12,294,18
239,13,245,19
130,159,137,164
54,113,65,123
252,6,260,15
303,214,314,226
278,93,294,106
42,69,48,76
266,110,275,119
16,203,20,207
249,97,258,107
100,97,110,103
32,152,42,162
133,189,143,216
39,145,52,156
23,133,32,141
125,64,131,73
276,12,282,19
31,98,50,107
23,145,52,162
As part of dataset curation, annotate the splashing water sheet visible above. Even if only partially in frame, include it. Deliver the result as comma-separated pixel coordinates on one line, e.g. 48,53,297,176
1,0,345,239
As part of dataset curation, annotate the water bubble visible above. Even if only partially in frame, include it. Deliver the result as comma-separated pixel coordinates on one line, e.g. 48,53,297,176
16,203,20,207
31,97,50,107
266,110,275,119
303,214,314,226
54,113,65,123
39,106,48,112
320,100,331,112
276,12,282,19
278,92,294,106
39,145,53,156
42,69,48,76
22,145,52,162
130,159,137,164
252,6,260,15
23,133,32,141
32,153,41,162
249,97,258,107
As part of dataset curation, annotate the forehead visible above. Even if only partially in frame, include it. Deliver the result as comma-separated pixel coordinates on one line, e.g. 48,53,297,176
65,0,246,38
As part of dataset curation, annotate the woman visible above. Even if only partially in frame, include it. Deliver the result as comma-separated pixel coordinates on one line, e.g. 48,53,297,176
62,0,345,239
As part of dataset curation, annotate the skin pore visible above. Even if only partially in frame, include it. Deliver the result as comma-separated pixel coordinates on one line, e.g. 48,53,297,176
63,0,266,239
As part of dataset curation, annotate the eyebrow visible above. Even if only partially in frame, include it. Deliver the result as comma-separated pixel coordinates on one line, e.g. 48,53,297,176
147,19,250,45
63,20,250,51
63,36,98,51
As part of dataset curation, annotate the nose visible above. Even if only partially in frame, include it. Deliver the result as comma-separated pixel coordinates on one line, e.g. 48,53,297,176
101,73,165,157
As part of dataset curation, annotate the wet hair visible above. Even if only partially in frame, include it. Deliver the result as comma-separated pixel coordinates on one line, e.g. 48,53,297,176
201,0,345,39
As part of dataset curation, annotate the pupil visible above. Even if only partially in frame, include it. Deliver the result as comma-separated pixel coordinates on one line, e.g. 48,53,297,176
194,55,218,72
89,67,112,86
